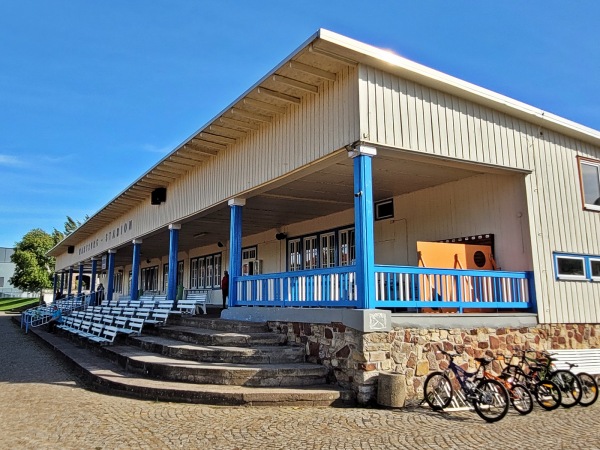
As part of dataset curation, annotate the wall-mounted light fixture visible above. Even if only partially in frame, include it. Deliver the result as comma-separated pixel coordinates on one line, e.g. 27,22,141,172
146,259,151,264
217,241,224,248
275,232,287,241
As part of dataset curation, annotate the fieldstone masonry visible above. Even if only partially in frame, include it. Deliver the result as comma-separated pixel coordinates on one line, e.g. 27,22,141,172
267,321,600,405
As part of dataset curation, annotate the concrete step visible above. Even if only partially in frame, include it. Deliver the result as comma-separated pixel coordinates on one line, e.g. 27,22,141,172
154,324,286,347
103,345,329,387
23,320,349,406
129,335,305,364
167,315,269,333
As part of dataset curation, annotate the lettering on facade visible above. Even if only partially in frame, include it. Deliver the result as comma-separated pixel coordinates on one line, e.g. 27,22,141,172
104,220,133,244
78,239,100,256
77,220,134,256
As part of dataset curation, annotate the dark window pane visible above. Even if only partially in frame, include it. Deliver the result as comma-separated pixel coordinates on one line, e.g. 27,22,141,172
591,260,600,278
557,257,585,277
581,162,600,206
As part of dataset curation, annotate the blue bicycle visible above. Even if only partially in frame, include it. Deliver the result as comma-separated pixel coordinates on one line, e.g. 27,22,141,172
424,349,510,422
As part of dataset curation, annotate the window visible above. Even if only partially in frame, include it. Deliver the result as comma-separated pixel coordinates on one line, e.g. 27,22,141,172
190,253,221,289
288,239,301,271
141,266,159,292
554,252,600,281
579,157,600,211
339,228,355,266
213,254,221,287
375,198,394,220
591,259,600,281
164,260,185,292
321,233,336,268
303,236,318,270
114,271,123,293
242,246,258,275
286,226,356,271
555,256,585,280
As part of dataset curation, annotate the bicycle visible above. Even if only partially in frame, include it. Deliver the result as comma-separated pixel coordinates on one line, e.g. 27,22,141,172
521,350,582,408
478,355,533,415
423,349,510,422
500,352,562,411
560,361,599,407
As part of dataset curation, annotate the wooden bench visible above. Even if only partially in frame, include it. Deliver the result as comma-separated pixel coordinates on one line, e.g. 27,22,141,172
89,325,118,345
145,309,170,326
549,349,600,380
178,292,208,315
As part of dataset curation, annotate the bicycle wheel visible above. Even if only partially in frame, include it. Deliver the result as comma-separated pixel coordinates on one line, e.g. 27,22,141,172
535,380,561,411
577,372,599,407
423,371,453,411
510,383,533,415
473,379,509,423
550,370,582,408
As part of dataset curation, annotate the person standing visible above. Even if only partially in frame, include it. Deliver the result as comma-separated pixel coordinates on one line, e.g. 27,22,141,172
96,283,105,305
221,271,229,310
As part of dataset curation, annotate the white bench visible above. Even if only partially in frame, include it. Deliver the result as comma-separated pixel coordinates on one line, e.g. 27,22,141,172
145,309,170,326
179,292,208,315
550,349,600,380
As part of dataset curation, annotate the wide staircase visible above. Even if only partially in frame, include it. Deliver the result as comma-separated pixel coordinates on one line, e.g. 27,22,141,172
27,313,351,406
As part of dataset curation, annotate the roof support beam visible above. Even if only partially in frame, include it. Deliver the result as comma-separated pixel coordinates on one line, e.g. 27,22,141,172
190,138,227,151
242,98,286,114
256,87,301,104
163,160,194,171
288,60,337,81
218,116,260,131
308,44,357,66
230,107,272,123
271,75,318,93
208,124,247,139
198,132,236,145
182,143,218,157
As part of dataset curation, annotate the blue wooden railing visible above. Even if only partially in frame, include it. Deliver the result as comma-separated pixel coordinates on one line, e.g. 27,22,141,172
232,265,534,311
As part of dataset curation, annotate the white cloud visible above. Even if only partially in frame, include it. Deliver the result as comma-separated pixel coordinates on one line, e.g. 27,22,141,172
0,154,23,166
140,143,173,154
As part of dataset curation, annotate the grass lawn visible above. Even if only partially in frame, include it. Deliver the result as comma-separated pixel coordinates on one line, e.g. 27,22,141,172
0,297,39,311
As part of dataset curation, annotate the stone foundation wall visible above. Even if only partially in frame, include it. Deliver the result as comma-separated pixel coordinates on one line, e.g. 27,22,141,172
267,321,600,405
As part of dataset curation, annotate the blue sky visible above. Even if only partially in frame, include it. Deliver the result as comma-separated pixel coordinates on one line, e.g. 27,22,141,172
1,1,599,248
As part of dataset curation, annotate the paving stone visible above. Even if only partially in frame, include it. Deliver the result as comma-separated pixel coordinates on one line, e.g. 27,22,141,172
2,312,600,450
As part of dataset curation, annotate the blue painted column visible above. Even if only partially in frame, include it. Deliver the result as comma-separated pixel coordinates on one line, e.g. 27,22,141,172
77,263,84,296
67,266,73,297
60,272,65,297
130,239,142,301
167,225,180,301
350,145,377,309
90,258,97,305
106,250,116,301
52,273,58,302
228,198,246,306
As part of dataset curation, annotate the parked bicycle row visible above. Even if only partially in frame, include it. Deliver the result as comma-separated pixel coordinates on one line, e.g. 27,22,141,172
423,347,599,423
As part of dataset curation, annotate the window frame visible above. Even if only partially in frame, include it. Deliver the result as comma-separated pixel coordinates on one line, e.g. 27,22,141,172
578,156,600,212
189,252,222,289
375,198,394,220
553,252,600,282
589,258,600,282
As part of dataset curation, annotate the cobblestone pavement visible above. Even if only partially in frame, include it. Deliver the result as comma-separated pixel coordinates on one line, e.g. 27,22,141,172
1,312,599,450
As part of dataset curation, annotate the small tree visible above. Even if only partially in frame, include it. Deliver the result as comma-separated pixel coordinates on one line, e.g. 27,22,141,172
10,229,57,296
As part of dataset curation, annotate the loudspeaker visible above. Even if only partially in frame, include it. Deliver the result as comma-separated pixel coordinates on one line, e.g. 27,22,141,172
67,246,75,254
151,187,167,205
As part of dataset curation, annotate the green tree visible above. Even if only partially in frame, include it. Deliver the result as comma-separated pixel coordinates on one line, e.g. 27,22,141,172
10,229,56,295
63,215,89,236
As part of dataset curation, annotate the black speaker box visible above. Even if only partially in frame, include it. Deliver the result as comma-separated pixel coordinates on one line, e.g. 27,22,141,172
67,246,75,254
151,187,167,205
